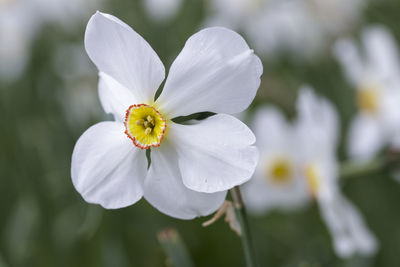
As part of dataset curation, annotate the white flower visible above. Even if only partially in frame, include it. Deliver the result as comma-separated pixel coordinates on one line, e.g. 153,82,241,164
296,87,377,258
295,87,339,203
243,87,377,258
242,107,310,213
52,43,102,131
0,0,38,83
71,12,262,219
31,0,102,29
333,25,400,162
0,0,102,83
309,0,365,35
143,0,182,23
205,0,365,60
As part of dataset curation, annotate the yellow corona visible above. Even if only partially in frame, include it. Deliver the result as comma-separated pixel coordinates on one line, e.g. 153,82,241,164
267,158,292,184
124,104,167,149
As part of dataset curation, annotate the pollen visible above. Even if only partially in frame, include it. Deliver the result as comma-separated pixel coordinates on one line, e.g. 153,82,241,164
124,104,166,149
266,158,292,184
304,164,321,198
357,84,380,114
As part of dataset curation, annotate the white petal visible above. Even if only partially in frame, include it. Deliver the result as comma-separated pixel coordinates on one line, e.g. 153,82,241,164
0,8,34,84
170,114,259,193
98,72,137,122
156,27,262,118
244,1,325,61
333,38,365,85
311,157,339,202
144,0,182,22
242,159,309,214
319,194,378,258
85,12,165,103
363,26,400,79
296,86,339,152
144,143,227,219
347,114,386,161
242,107,310,213
71,122,147,209
381,86,400,133
295,88,340,202
251,106,294,152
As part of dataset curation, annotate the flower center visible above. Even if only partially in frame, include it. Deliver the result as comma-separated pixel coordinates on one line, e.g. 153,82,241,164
124,104,166,149
304,164,321,197
357,84,380,114
266,158,292,184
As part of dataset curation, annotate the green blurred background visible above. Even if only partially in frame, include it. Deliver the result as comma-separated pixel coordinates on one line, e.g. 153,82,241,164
2,0,400,266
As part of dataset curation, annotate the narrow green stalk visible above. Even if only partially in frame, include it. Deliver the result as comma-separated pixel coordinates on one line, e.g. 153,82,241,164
157,228,195,267
339,149,400,180
339,157,391,179
231,186,257,267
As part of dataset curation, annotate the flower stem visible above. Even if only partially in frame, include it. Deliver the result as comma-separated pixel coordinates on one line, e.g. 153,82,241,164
339,153,400,179
339,148,400,180
157,228,195,267
230,186,258,267
339,157,388,179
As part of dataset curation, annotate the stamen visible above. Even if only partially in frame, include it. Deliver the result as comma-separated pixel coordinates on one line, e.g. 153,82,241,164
266,158,292,184
357,84,380,114
124,104,167,149
305,164,320,198
145,127,152,135
147,115,155,126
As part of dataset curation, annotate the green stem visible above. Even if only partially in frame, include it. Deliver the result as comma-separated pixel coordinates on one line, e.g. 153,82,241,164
339,154,399,179
231,186,257,267
339,148,400,180
339,157,388,179
157,228,195,267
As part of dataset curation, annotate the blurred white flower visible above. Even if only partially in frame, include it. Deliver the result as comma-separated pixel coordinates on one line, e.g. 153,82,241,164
297,87,377,258
31,0,102,29
0,0,38,84
242,107,310,213
243,87,377,258
333,26,400,162
309,0,363,35
143,0,182,23
52,43,102,132
295,87,339,203
0,0,102,84
205,0,365,60
71,12,262,219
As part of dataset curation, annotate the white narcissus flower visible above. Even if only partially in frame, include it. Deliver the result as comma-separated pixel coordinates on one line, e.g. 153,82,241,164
295,87,339,204
52,43,102,132
205,0,321,60
296,87,377,258
0,0,102,84
243,87,377,258
0,0,37,83
71,12,262,219
333,25,400,162
309,0,364,36
31,0,102,29
205,0,365,61
143,0,182,23
242,107,310,213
